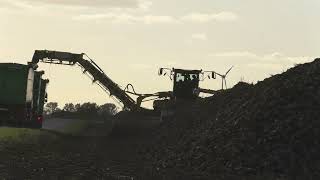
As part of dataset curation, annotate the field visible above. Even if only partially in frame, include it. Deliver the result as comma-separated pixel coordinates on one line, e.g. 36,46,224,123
0,118,145,179
0,127,58,144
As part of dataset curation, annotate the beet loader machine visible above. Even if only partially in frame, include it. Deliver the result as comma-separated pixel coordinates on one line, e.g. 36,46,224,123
29,50,231,134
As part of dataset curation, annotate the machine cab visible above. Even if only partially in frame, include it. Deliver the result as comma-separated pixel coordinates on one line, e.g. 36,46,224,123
172,69,201,99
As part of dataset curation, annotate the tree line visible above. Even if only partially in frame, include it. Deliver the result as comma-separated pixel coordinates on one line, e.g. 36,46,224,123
45,102,118,119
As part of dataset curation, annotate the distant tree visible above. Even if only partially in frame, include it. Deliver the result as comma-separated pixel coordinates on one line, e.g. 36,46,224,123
74,103,81,112
63,103,76,112
78,102,98,115
55,107,62,113
45,102,59,114
98,103,118,116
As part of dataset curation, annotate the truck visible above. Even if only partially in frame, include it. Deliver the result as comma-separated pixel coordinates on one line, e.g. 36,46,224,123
0,63,49,128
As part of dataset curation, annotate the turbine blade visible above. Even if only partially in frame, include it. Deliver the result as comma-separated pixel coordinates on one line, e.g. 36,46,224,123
225,66,234,76
215,72,224,77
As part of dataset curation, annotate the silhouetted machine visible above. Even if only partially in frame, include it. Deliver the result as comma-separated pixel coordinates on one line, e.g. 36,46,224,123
31,50,139,111
157,68,220,98
30,50,230,133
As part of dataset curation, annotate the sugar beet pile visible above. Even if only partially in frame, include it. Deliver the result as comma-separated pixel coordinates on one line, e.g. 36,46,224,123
147,58,320,179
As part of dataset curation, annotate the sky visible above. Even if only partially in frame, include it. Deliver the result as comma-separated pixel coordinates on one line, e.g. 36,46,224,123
0,0,319,108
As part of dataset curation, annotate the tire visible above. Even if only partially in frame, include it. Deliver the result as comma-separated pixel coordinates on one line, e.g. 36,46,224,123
26,120,42,129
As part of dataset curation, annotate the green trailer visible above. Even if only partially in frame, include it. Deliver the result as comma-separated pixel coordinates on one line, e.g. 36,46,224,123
0,63,48,128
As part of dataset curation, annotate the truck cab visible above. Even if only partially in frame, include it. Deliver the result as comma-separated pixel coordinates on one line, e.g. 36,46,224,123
172,69,201,99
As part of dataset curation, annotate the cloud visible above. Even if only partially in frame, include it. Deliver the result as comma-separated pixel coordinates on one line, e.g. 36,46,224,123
212,51,259,59
0,0,153,14
1,1,238,25
143,15,179,24
74,13,137,23
181,11,238,23
74,11,238,24
209,51,314,69
74,13,179,24
211,51,302,61
0,0,33,9
191,33,207,40
138,0,152,11
6,0,141,8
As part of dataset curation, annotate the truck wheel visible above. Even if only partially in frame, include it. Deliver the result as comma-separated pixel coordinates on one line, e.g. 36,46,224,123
31,122,42,129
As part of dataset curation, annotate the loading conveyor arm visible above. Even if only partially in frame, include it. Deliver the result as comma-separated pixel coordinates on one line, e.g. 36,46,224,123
31,50,138,111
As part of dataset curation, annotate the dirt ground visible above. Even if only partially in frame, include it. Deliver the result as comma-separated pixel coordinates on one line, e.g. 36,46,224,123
0,119,159,180
42,118,81,132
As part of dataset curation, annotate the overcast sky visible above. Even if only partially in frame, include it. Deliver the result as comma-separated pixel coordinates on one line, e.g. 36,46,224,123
0,0,319,108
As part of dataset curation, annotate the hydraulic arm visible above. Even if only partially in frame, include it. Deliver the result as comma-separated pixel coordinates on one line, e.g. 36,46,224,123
31,50,138,111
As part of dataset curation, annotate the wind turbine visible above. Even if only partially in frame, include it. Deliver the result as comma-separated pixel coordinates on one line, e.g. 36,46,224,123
215,66,234,90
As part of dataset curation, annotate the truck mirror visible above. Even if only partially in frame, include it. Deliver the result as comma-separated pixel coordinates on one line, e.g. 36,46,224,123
159,68,163,75
45,93,48,103
212,72,216,79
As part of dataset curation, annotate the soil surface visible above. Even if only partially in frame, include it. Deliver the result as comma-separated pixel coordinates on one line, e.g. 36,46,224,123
147,58,320,180
42,118,81,133
0,130,156,179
